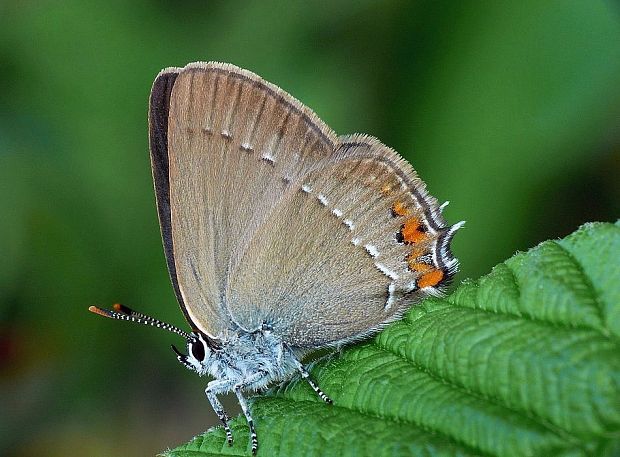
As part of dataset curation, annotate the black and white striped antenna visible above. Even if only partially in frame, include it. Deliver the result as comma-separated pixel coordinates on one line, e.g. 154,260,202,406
89,303,191,340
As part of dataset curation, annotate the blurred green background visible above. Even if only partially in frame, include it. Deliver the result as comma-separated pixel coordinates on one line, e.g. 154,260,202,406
1,1,619,456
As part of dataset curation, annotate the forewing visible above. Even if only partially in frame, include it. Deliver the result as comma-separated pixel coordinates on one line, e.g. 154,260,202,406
161,62,338,338
226,135,461,347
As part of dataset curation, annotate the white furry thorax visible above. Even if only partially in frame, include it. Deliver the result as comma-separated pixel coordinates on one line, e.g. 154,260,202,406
181,329,296,391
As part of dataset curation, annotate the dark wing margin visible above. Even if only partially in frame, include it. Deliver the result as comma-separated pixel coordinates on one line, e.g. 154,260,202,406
148,67,197,329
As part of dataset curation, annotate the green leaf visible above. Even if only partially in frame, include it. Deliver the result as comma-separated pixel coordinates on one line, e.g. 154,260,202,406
165,222,620,457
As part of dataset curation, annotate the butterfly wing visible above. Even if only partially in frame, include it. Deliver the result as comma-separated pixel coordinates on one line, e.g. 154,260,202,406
151,62,460,344
151,62,341,338
226,134,460,347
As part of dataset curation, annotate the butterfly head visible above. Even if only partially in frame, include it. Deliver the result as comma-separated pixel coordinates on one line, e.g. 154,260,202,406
88,303,219,374
171,331,214,374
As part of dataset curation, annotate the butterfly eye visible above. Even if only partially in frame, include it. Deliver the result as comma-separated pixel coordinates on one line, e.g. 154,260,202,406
190,339,205,361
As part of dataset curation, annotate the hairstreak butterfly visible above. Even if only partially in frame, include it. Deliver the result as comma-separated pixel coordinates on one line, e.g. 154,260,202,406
90,62,463,455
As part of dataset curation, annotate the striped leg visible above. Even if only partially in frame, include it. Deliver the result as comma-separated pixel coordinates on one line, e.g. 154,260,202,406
291,356,333,404
205,380,234,445
234,387,258,455
233,370,269,455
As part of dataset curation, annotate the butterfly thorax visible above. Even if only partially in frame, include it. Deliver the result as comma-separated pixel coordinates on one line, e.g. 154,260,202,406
182,329,296,392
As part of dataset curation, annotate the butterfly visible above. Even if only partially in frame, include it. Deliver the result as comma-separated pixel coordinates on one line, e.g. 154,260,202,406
90,62,463,455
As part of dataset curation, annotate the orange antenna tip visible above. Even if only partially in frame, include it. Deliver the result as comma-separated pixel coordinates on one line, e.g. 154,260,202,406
89,305,111,318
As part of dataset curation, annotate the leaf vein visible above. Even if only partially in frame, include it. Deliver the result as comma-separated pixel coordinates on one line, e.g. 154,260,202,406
263,396,495,457
369,336,584,450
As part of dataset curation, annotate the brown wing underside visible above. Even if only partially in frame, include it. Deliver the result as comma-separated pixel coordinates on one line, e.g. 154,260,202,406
149,62,460,344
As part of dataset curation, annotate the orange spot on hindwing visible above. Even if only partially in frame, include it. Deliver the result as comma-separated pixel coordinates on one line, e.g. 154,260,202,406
400,217,427,244
409,262,433,273
391,201,410,217
418,269,444,288
406,247,425,263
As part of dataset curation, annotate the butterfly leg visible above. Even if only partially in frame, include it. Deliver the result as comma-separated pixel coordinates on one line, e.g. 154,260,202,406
233,387,258,455
233,370,269,456
205,379,234,445
290,355,333,404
